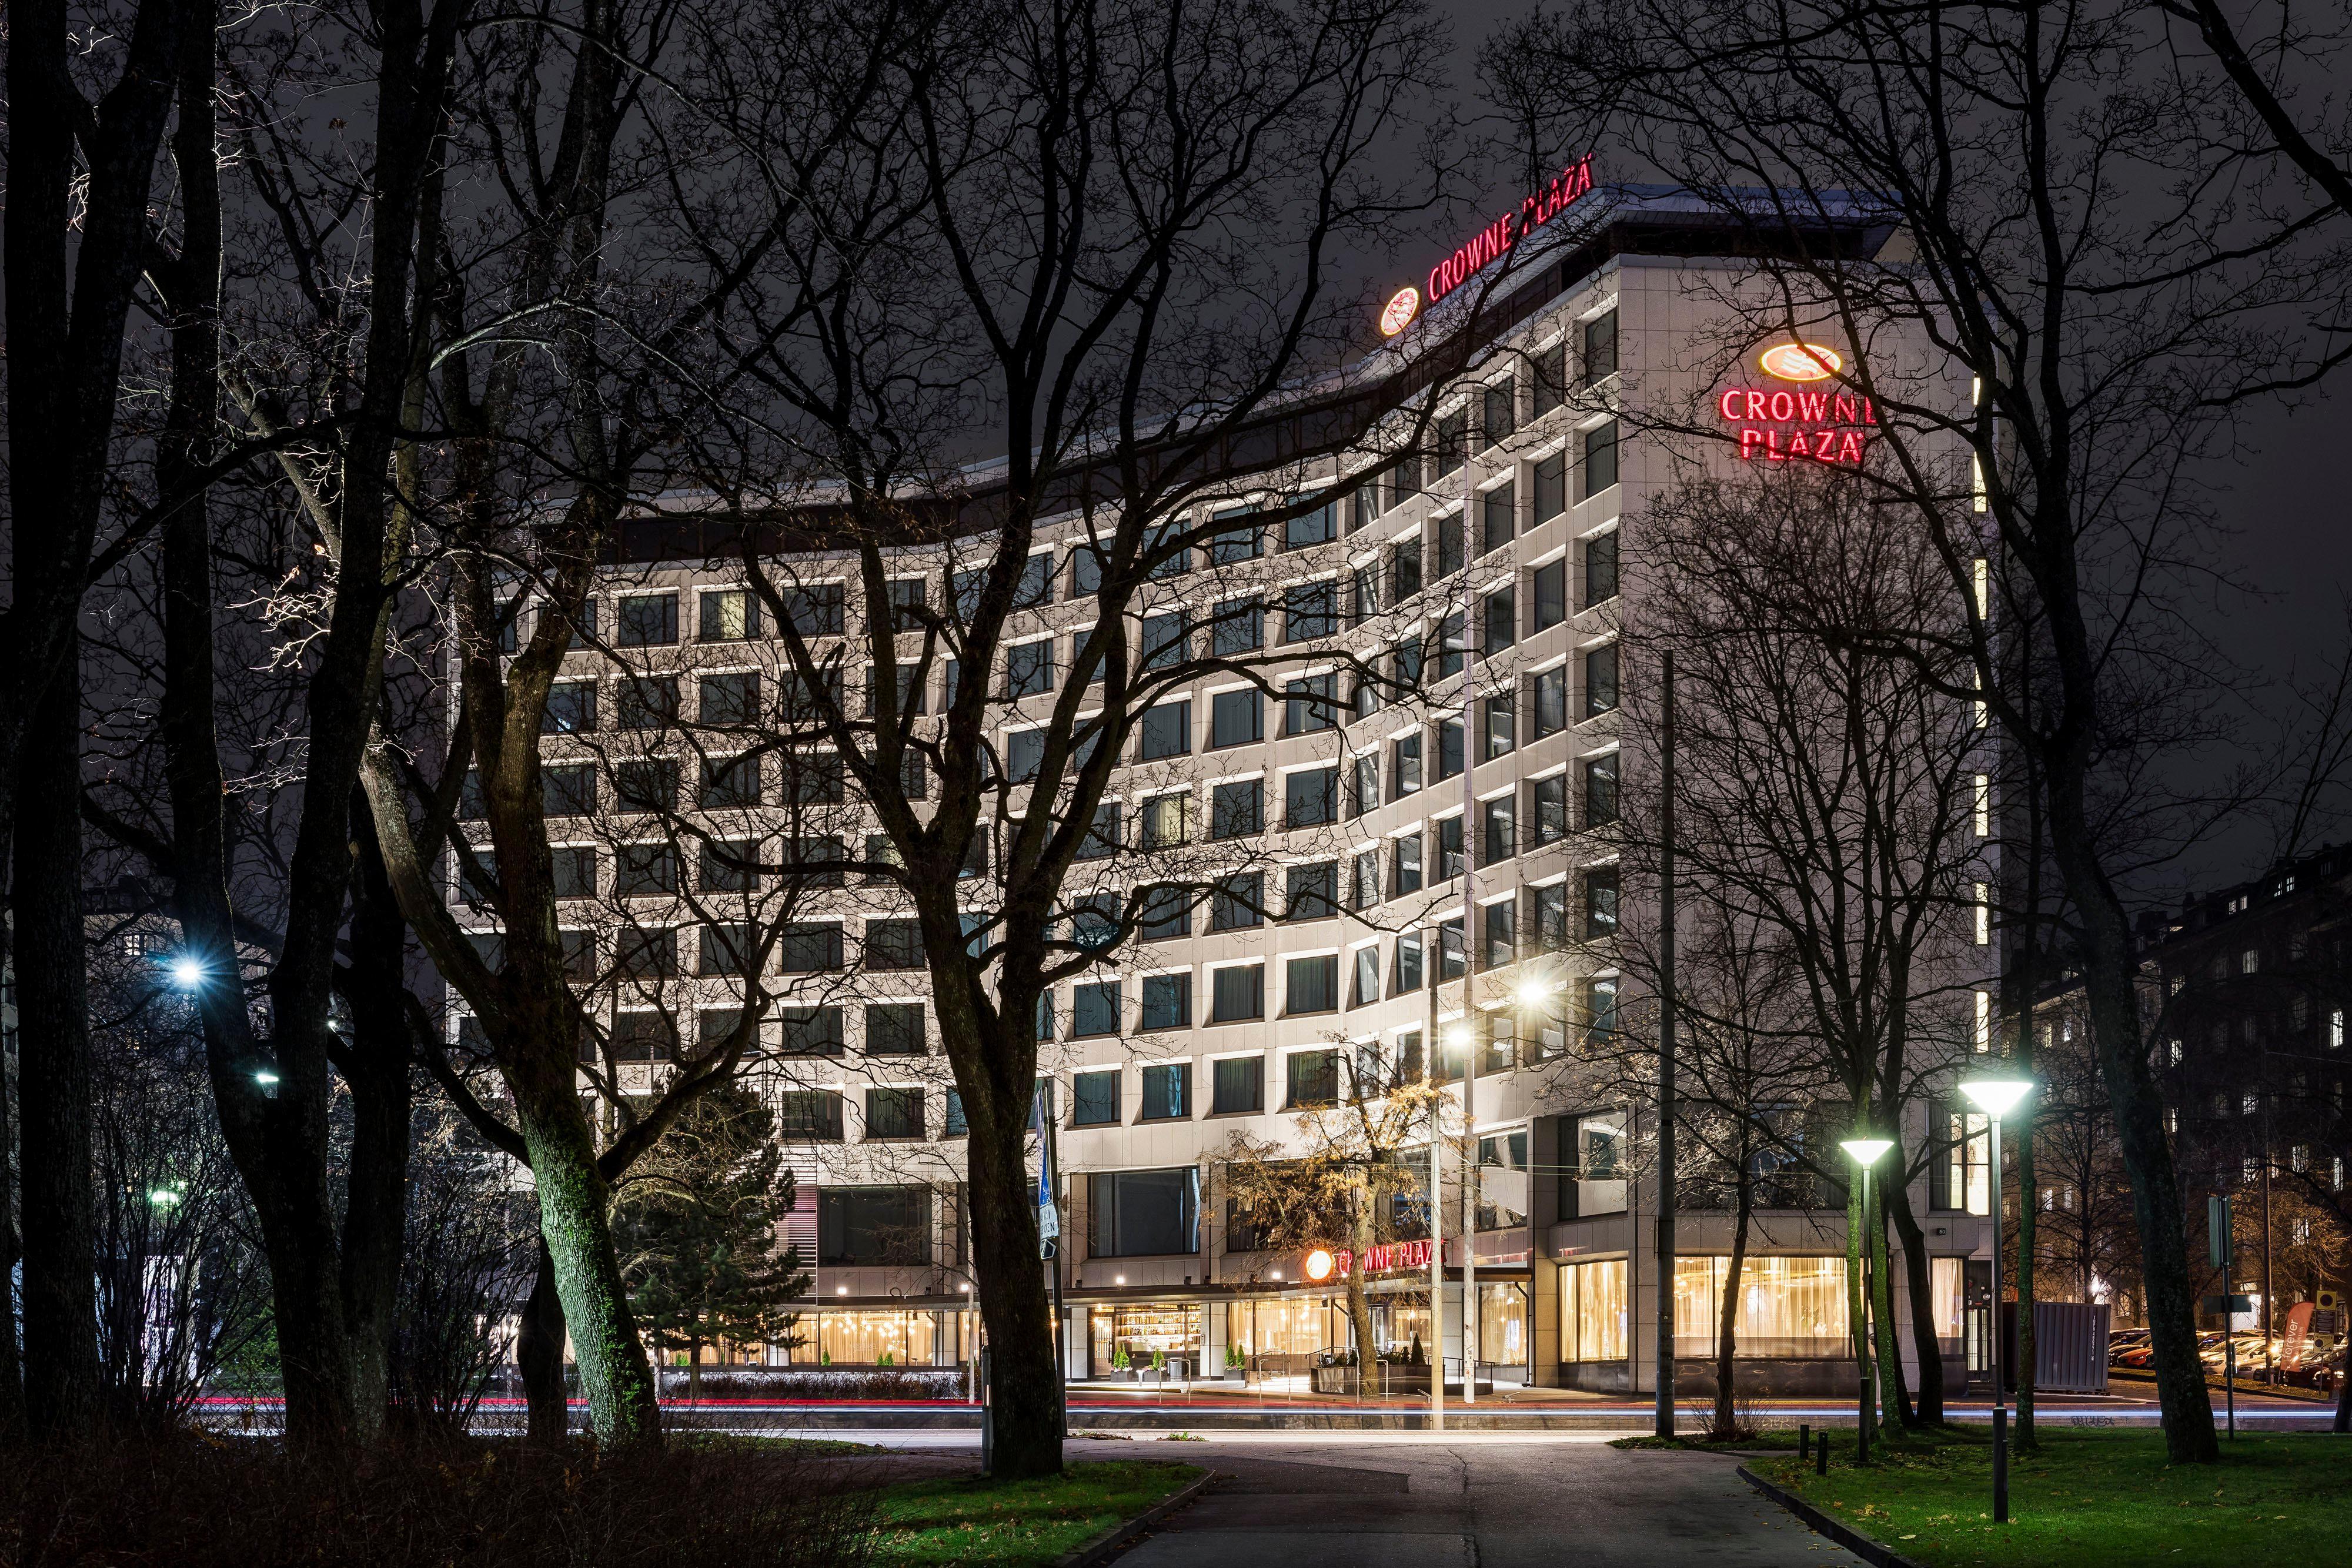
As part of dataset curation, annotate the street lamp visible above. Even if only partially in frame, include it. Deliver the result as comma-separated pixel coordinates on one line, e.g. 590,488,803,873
169,956,205,989
1959,1076,2033,1524
1840,1138,1893,1460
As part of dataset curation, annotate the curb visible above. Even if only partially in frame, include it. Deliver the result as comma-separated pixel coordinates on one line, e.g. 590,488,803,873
1051,1469,1216,1568
1738,1463,1927,1568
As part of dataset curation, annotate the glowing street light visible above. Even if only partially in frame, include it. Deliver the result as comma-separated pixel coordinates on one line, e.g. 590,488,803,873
1840,1138,1893,1461
1305,1249,1335,1283
169,957,205,988
1959,1076,2034,1523
148,1186,185,1209
1514,978,1560,1011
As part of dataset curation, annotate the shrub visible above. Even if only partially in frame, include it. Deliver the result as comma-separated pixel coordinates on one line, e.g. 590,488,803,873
0,1432,877,1568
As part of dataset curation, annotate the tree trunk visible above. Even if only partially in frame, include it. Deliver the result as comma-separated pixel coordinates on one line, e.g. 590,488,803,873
1712,1164,1751,1436
16,661,101,1439
1348,1202,1376,1398
339,811,415,1437
1870,1199,1912,1429
1885,1174,1946,1423
516,1238,571,1443
964,1044,1063,1479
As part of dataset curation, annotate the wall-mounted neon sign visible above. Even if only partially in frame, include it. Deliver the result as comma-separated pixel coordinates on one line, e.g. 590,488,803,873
1720,343,1874,463
1309,1239,1438,1279
1424,155,1598,307
1379,287,1421,338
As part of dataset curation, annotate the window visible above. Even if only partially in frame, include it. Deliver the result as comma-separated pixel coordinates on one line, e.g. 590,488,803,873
1532,559,1566,630
1583,976,1620,1042
616,758,678,813
1005,640,1054,697
559,929,596,980
1015,551,1054,610
1483,694,1515,761
1584,868,1621,937
865,1086,923,1140
782,581,845,636
1140,1062,1191,1119
1584,753,1620,826
1534,884,1569,950
1286,955,1339,1016
1211,688,1263,748
1351,849,1380,910
1140,790,1192,848
1140,611,1189,670
1087,1168,1200,1256
1532,341,1566,416
1286,861,1338,921
1207,514,1263,564
700,754,761,808
943,1091,968,1137
1476,1131,1529,1226
540,765,597,821
1285,1048,1341,1106
1077,803,1122,860
1483,379,1517,448
1140,700,1191,760
1534,452,1566,524
1284,580,1338,642
617,675,679,731
1210,597,1264,657
699,922,756,976
1284,674,1338,736
1284,497,1338,550
1531,775,1568,845
1211,873,1264,931
1072,1069,1122,1126
1563,1109,1628,1219
1073,981,1122,1038
779,1005,846,1056
1437,717,1465,781
1533,667,1568,737
543,680,597,734
1583,644,1619,718
1438,815,1465,880
1353,946,1381,1007
1439,609,1467,678
887,576,928,629
1581,309,1618,385
1141,973,1191,1030
1392,933,1424,996
1390,537,1423,602
1140,886,1193,940
1285,767,1337,829
1435,510,1465,579
1482,797,1515,863
1006,727,1047,784
616,593,679,647
1484,899,1515,968
1211,1055,1264,1114
1394,831,1424,895
1349,754,1379,818
1393,730,1424,796
866,1002,925,1055
616,842,680,895
1580,420,1620,499
1481,480,1516,554
612,1011,678,1061
1583,529,1619,607
551,847,596,898
1562,1259,1629,1363
1211,964,1265,1022
1434,410,1466,478
616,928,677,978
776,922,844,972
818,1186,924,1263
696,671,759,728
865,918,926,971
1483,587,1515,658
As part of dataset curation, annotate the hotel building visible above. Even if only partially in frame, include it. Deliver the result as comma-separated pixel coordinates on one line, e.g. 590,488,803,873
453,185,2003,1396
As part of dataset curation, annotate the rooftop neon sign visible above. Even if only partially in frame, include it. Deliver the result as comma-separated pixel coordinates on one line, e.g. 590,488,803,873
1426,156,1597,306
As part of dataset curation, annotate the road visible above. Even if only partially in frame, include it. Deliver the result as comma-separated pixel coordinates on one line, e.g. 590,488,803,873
1105,1435,1860,1568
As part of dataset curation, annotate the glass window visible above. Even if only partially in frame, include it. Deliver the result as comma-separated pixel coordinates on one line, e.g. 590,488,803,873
1531,775,1568,845
1532,342,1566,416
1438,717,1464,781
1484,900,1515,968
1073,1068,1122,1126
777,1089,846,1142
1140,1062,1191,1119
1005,639,1055,697
1434,410,1466,478
1211,779,1264,839
866,1002,925,1055
552,846,597,898
943,1090,967,1137
543,680,597,734
1534,882,1569,951
1437,815,1465,880
1581,309,1618,386
698,922,756,976
1481,482,1516,557
886,575,928,628
1393,730,1423,796
1583,976,1619,1044
1207,515,1262,564
866,1086,924,1140
1141,974,1191,1031
1533,668,1568,737
1140,886,1193,940
1484,694,1515,761
784,581,846,635
1210,597,1264,657
1212,873,1264,931
1482,797,1515,863
1671,1256,1851,1358
1285,1048,1341,1106
1583,644,1619,718
1562,1258,1627,1363
616,842,680,895
1565,1110,1628,1219
1353,946,1381,1007
1394,831,1423,895
1533,559,1566,630
1285,767,1337,829
1476,1132,1530,1228
866,918,926,970
700,754,761,808
1435,510,1465,579
1211,1055,1264,1114
1015,551,1054,610
1287,862,1338,922
776,921,844,972
1087,1168,1200,1256
1210,688,1263,748
1534,452,1566,524
1483,379,1517,448
611,1010,676,1059
1140,791,1191,849
1210,965,1265,1023
1351,850,1380,910
1284,580,1338,642
1284,674,1338,735
1349,754,1379,818
1583,529,1619,607
1073,981,1122,1038
1140,700,1191,760
1581,420,1620,499
1140,611,1189,670
615,759,677,813
1077,803,1122,860
617,675,680,730
616,593,679,647
1285,956,1338,1017
1390,537,1423,603
1284,498,1338,550
1583,869,1620,937
1483,587,1515,658
1006,727,1047,784
1392,933,1424,997
819,1186,926,1263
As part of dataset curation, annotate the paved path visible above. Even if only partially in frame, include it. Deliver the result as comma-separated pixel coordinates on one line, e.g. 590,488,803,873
1111,1435,1863,1568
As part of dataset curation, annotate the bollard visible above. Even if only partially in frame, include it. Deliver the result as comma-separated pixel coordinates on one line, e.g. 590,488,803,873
1816,1429,1829,1476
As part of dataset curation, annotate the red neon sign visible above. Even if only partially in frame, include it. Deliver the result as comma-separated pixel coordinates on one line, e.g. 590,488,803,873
1319,1239,1437,1279
1716,385,1876,464
1425,156,1598,305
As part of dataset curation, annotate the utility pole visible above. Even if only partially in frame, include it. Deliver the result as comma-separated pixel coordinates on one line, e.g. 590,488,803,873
1459,475,1479,1410
1654,648,1678,1437
1425,921,1445,1433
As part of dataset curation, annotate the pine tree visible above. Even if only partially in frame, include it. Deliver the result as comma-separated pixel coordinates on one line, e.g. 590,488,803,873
615,1089,808,1399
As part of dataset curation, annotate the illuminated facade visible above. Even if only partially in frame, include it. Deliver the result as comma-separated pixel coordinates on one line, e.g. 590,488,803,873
452,188,2002,1393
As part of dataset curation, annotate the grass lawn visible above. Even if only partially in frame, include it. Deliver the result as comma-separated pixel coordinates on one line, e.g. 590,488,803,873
868,1459,1204,1567
1753,1427,2352,1567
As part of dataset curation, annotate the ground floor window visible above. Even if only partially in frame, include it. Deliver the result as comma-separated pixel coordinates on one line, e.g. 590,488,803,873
1091,1303,1204,1373
1929,1255,1966,1350
753,1308,944,1366
1669,1255,1850,1358
1561,1258,1626,1362
1478,1283,1529,1367
1226,1297,1341,1362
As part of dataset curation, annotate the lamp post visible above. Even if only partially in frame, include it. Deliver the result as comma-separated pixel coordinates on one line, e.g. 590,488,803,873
1959,1076,2033,1524
1840,1138,1893,1461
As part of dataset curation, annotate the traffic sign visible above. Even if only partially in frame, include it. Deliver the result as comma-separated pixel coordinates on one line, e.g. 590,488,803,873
2203,1294,2254,1315
2209,1196,2233,1269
